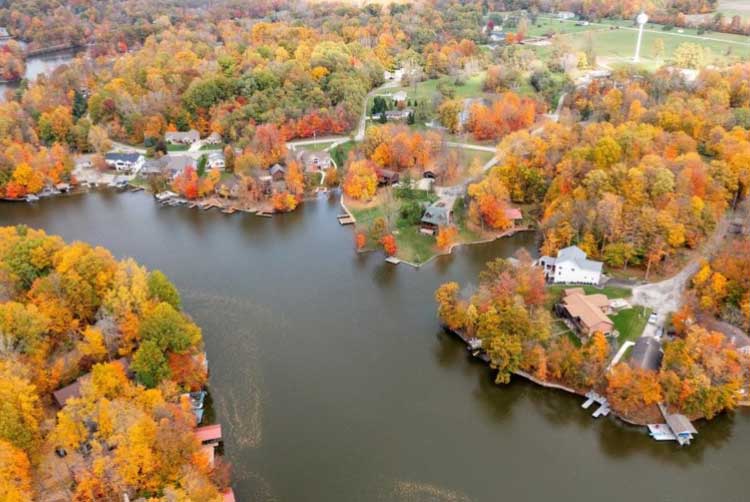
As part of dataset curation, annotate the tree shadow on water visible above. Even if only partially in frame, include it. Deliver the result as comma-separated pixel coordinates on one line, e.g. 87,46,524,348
471,367,524,424
432,329,465,369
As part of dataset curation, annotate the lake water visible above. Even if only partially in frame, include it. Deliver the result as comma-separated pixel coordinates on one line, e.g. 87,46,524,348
0,48,76,99
0,191,748,501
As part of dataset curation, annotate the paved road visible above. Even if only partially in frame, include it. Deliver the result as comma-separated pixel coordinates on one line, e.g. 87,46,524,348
631,217,731,318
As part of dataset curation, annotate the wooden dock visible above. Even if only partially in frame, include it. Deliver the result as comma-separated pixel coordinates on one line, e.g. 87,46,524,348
385,256,401,265
337,214,355,225
256,211,273,218
221,208,236,214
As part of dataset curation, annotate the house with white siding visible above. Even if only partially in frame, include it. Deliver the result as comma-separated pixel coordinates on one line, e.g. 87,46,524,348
538,246,603,285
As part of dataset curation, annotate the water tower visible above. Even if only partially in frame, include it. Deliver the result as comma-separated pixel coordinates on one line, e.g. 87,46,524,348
634,11,649,63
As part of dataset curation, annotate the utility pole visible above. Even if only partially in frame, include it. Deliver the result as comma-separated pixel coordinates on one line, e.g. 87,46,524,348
634,11,649,63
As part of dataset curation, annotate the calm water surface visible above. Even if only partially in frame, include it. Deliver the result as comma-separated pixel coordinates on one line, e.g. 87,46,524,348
0,49,76,98
1,191,747,502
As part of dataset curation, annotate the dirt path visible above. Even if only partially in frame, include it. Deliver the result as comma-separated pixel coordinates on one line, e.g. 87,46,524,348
631,217,731,317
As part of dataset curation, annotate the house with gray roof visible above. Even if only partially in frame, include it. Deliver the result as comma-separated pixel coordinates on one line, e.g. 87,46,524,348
420,196,456,235
105,152,144,173
537,245,603,285
630,336,663,372
0,27,11,41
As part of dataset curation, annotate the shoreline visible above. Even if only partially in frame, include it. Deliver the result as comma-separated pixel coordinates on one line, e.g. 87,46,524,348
342,192,534,269
444,326,654,428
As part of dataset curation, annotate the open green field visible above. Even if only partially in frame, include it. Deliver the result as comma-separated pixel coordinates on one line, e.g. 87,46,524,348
167,144,189,152
388,71,487,103
612,307,652,343
540,16,750,69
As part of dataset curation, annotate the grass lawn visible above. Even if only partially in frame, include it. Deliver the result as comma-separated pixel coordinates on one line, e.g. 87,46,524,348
331,141,356,168
167,144,190,152
612,307,652,343
200,144,223,150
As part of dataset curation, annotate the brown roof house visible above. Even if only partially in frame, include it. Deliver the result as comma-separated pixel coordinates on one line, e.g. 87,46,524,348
557,288,614,337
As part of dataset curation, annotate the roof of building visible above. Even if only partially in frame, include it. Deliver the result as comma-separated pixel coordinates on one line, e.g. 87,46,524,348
665,413,697,435
561,291,613,333
223,489,236,502
165,129,200,141
206,131,222,141
630,336,663,371
53,358,130,407
195,423,222,443
164,156,193,174
376,167,398,179
0,28,10,38
270,164,285,176
421,198,455,227
206,152,224,162
505,207,523,221
105,152,142,162
52,381,82,408
556,245,603,273
393,90,408,101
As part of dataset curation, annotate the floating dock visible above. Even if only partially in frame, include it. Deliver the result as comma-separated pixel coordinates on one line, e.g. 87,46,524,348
256,211,273,218
385,256,401,265
648,424,677,441
337,214,355,225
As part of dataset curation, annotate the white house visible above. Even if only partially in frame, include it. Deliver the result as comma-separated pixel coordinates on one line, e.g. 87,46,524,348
207,152,225,170
538,245,603,285
392,90,408,104
558,11,576,20
104,152,144,173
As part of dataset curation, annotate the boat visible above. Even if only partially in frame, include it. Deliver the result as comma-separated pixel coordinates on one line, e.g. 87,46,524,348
25,194,40,202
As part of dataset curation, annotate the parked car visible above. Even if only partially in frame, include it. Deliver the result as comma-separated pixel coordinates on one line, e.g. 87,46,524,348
648,312,658,325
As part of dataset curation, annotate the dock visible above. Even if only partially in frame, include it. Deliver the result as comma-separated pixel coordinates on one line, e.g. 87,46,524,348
648,424,677,441
385,256,400,265
582,391,610,418
256,211,273,218
337,214,355,225
221,208,236,214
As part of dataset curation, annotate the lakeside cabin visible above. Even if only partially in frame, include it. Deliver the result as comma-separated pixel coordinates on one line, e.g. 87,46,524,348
556,288,614,337
420,197,455,236
537,245,603,285
105,152,144,173
376,168,399,186
195,424,222,446
207,151,226,170
270,164,286,181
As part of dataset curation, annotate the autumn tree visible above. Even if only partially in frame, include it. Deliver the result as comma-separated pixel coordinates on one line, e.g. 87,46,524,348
343,159,377,201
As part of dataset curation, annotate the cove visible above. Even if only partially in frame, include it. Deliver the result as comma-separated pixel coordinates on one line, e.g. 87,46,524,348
1,191,747,502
